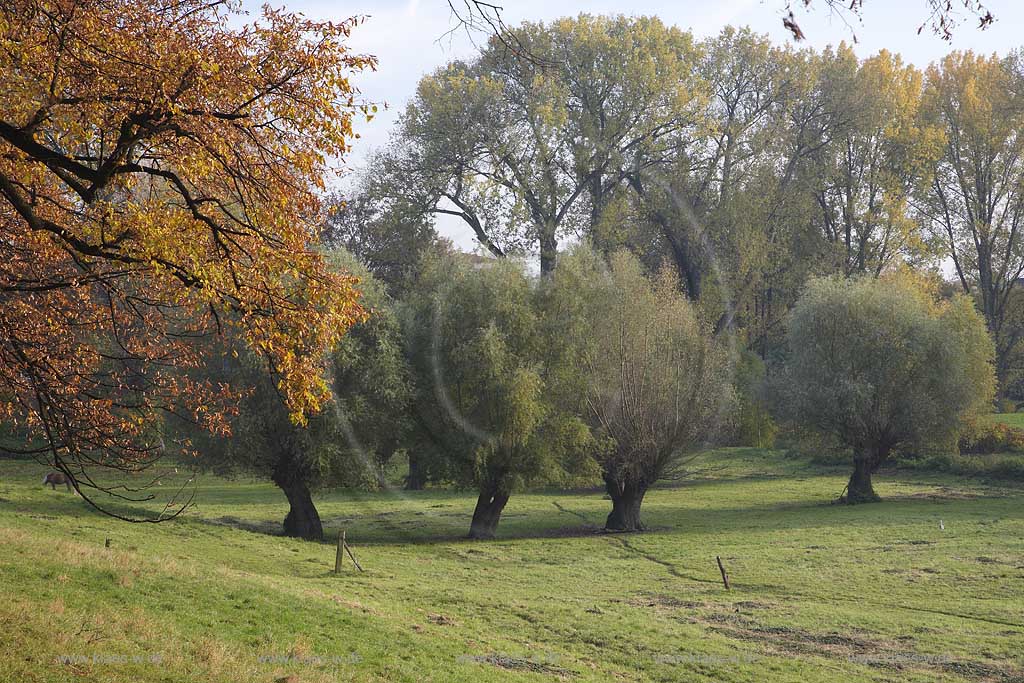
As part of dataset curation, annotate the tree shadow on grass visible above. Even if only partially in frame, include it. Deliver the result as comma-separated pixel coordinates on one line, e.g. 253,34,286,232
6,465,1024,551
298,486,1024,548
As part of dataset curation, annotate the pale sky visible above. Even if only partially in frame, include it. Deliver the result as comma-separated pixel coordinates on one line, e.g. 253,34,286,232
244,0,1024,250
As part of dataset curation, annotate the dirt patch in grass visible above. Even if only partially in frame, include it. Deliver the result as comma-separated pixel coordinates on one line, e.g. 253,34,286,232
628,594,706,610
871,539,935,552
465,653,573,678
704,612,882,657
702,612,1023,681
427,613,458,626
882,567,944,581
939,659,1024,682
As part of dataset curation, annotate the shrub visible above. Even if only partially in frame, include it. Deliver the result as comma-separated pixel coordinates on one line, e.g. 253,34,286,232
893,450,1024,482
730,352,778,449
735,403,779,449
958,419,1024,454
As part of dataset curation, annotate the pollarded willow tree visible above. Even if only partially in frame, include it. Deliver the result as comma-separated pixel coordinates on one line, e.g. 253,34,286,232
0,0,373,517
184,344,369,541
180,251,412,540
782,274,995,503
402,252,593,538
547,247,733,531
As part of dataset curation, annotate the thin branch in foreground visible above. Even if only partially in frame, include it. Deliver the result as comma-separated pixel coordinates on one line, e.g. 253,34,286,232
442,0,555,67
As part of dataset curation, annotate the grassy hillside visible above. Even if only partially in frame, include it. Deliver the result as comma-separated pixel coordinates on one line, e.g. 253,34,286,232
1,449,1022,683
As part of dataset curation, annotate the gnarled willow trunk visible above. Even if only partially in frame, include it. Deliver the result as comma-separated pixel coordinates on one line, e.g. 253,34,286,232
844,446,888,504
272,467,323,541
468,487,510,540
604,474,648,531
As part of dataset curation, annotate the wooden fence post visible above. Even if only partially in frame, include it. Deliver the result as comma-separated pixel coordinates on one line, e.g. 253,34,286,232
334,530,345,574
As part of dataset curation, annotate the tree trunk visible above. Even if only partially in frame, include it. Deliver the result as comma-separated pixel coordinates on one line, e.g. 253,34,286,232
273,474,323,540
625,174,702,301
604,474,648,531
661,221,702,301
844,446,886,504
405,450,425,491
539,229,558,278
468,487,510,540
589,174,604,228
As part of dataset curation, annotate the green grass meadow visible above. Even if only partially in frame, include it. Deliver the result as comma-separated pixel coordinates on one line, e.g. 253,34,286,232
1,449,1023,682
989,412,1024,430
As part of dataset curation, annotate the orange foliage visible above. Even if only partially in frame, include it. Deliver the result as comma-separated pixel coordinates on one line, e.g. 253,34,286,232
0,0,374,499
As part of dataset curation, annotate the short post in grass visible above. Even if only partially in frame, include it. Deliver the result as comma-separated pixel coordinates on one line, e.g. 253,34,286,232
334,530,345,574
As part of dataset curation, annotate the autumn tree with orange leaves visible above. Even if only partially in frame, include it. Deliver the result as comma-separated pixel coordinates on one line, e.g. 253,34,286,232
0,0,374,519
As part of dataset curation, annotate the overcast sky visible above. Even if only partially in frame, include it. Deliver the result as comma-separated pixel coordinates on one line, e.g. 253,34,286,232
245,0,1023,250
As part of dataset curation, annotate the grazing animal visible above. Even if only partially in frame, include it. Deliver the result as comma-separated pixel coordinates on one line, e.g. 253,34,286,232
42,471,72,492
